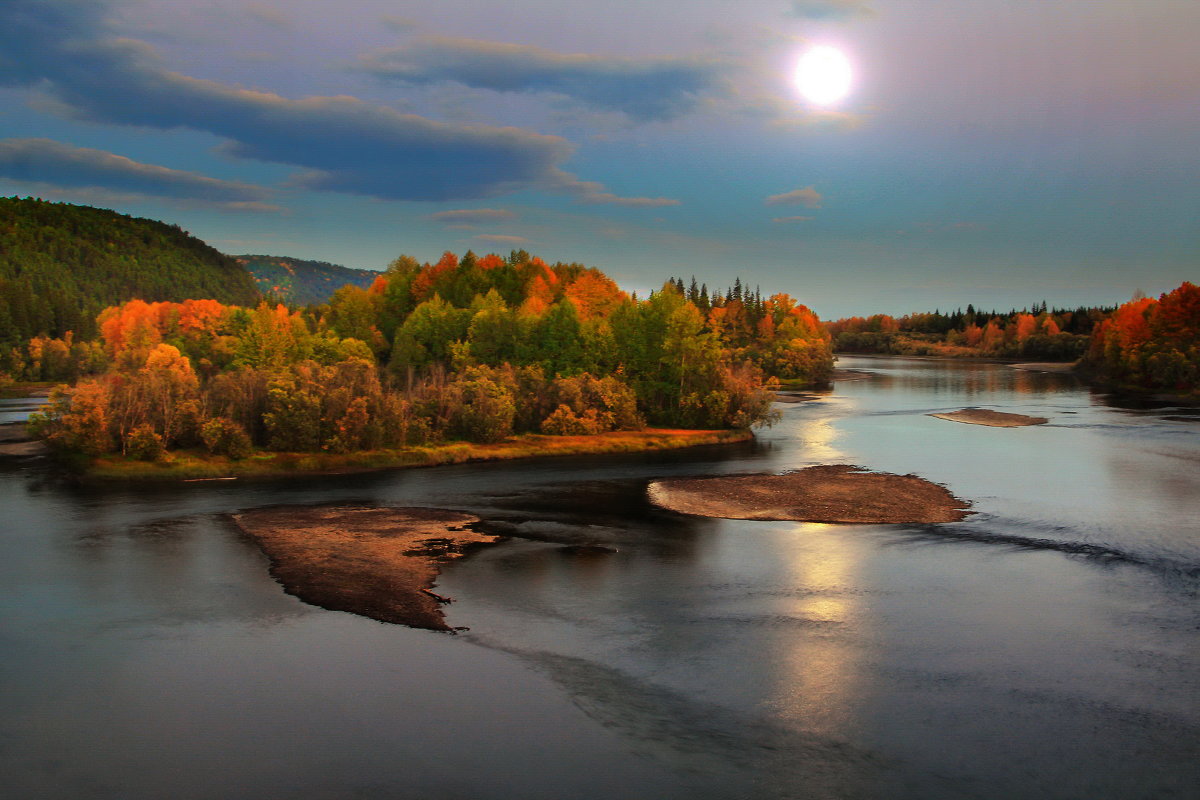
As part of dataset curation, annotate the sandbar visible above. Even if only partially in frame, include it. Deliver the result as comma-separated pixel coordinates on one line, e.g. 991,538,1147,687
232,505,499,631
832,368,874,381
1009,362,1077,374
0,441,47,457
929,408,1048,427
0,423,32,443
648,464,970,523
0,423,45,457
774,392,820,404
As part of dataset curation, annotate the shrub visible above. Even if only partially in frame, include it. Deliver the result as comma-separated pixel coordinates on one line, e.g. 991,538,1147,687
540,404,598,436
200,417,253,459
263,377,321,451
28,381,115,456
451,372,515,443
125,423,165,461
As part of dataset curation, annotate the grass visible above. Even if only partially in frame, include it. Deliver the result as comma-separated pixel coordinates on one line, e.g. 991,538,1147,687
86,428,754,481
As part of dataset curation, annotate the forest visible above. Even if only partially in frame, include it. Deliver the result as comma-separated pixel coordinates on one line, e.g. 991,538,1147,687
826,304,1110,361
23,249,833,462
0,197,259,346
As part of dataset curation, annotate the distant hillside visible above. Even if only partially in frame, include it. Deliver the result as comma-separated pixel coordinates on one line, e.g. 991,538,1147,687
0,197,259,342
236,255,379,306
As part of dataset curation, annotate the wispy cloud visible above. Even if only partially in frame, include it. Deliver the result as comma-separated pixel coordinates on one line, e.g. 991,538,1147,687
474,234,529,244
429,208,518,226
563,178,681,207
765,186,823,208
0,138,277,210
788,0,874,21
244,3,291,28
772,215,814,223
359,36,722,122
0,0,663,206
380,15,417,32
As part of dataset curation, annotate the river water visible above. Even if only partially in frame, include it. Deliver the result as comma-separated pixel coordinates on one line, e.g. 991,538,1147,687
1,357,1197,799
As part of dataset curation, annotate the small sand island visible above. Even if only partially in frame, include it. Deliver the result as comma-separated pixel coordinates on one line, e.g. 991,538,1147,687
832,368,874,381
929,408,1048,427
1009,362,1077,374
232,505,499,631
648,464,970,523
0,422,47,458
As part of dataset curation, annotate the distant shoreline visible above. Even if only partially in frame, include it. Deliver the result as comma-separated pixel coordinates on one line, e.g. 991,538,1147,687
83,428,754,481
834,352,1078,366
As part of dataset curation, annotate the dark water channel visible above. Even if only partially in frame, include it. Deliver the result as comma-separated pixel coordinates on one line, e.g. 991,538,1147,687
1,357,1197,799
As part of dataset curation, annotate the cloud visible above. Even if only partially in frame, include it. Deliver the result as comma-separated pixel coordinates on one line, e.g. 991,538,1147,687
765,186,823,208
0,0,661,206
772,215,814,223
245,3,291,28
474,234,529,244
560,178,682,208
359,36,722,122
788,0,874,21
380,15,417,32
429,208,518,226
0,138,277,209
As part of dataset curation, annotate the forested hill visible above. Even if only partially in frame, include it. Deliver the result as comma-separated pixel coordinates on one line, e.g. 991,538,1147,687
0,197,259,342
236,255,379,306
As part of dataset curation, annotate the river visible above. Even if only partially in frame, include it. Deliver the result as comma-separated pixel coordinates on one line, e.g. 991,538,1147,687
1,357,1197,799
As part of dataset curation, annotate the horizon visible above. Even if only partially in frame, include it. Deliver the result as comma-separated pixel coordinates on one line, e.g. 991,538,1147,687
0,0,1196,320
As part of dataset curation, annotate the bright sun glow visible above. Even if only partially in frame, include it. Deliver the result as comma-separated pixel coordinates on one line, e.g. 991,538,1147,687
794,46,853,106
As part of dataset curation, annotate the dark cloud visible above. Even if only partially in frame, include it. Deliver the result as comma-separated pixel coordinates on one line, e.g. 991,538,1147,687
0,138,276,209
0,0,668,205
360,36,721,122
789,0,874,21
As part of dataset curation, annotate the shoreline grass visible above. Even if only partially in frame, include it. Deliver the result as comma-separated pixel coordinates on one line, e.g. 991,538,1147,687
0,381,56,399
84,428,754,481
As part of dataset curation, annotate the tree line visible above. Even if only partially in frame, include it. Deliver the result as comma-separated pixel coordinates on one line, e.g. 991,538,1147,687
826,304,1112,361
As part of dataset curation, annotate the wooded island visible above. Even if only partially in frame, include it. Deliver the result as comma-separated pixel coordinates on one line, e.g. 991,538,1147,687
4,200,833,475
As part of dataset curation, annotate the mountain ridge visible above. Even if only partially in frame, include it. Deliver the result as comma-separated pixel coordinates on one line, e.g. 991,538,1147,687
0,196,259,342
235,254,380,306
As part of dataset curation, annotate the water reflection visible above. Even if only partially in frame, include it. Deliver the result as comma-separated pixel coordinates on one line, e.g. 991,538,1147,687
772,523,863,737
0,396,49,424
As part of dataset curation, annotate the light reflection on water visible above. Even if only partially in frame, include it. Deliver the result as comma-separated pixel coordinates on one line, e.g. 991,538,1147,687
1,357,1198,799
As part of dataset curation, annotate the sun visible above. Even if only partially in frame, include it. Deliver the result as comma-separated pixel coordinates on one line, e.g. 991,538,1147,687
794,46,853,106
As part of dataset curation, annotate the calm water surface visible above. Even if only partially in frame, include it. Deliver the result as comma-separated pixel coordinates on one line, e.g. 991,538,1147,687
2,357,1197,799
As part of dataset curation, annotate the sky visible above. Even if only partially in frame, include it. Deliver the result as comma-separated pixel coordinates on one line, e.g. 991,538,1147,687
0,0,1196,319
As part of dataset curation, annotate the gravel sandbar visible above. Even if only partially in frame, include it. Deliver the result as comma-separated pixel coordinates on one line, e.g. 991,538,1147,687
232,505,498,631
648,465,970,524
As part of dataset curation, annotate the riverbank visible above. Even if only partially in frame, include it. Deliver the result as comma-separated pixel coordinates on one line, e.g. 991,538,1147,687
0,381,54,399
835,352,1079,366
84,427,754,481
